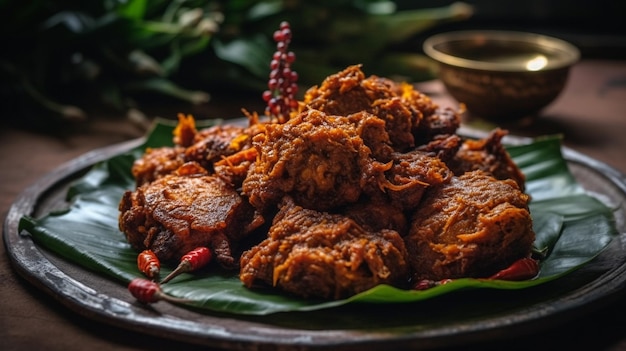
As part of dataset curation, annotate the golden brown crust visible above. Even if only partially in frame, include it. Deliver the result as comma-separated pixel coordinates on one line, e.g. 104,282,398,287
449,128,526,191
131,146,186,186
242,109,390,212
240,197,409,299
119,162,263,268
405,170,535,281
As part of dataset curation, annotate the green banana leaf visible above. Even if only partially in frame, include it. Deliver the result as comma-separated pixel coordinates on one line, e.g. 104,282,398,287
18,118,619,315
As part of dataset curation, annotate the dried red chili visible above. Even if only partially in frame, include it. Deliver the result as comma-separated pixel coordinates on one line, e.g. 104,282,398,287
128,278,161,303
412,278,453,290
488,257,539,281
137,249,160,280
127,278,188,304
160,247,212,284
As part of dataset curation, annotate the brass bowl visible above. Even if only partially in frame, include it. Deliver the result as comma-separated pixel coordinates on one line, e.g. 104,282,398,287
423,30,580,120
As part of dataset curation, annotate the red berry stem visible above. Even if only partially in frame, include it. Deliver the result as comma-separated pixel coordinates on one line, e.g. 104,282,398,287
263,21,299,123
160,246,212,284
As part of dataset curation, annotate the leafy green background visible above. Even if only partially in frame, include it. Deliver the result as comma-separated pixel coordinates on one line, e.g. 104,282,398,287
1,0,472,127
19,119,618,315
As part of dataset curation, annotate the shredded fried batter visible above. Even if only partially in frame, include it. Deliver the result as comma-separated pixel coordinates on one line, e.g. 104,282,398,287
119,162,263,268
240,197,409,299
405,170,535,281
449,128,526,190
242,109,390,212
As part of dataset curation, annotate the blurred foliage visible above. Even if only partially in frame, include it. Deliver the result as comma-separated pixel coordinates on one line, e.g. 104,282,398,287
0,0,472,127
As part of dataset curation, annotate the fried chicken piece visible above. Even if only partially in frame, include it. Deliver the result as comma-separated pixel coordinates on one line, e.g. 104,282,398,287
131,146,186,186
198,116,266,187
131,117,252,187
184,124,251,172
416,134,462,163
346,110,395,162
342,198,408,235
304,65,391,115
304,64,463,151
367,96,417,151
381,149,454,211
240,197,409,300
449,128,526,191
405,170,535,282
304,65,421,151
412,106,462,145
214,147,258,188
242,109,390,212
119,162,264,268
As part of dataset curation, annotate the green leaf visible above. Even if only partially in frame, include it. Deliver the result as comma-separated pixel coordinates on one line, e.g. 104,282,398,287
530,211,563,254
212,35,274,79
18,121,619,315
162,35,212,74
124,77,210,104
116,0,148,20
365,2,474,46
506,135,583,200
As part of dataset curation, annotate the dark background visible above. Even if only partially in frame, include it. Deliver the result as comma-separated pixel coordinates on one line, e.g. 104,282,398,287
3,0,625,130
401,0,626,59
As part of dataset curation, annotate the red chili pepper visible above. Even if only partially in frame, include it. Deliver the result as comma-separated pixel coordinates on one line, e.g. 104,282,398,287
128,278,161,303
128,278,189,304
137,250,160,280
160,247,212,284
488,257,539,281
412,278,453,290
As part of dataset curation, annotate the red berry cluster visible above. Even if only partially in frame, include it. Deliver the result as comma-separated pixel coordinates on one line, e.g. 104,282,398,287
263,21,299,123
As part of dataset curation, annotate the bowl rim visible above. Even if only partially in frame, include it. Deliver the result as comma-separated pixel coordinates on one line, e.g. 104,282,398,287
422,30,581,72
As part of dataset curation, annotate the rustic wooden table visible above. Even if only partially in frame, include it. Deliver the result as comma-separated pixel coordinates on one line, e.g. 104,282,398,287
2,59,625,351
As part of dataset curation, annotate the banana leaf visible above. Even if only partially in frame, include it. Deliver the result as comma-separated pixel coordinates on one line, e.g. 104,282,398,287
18,118,619,315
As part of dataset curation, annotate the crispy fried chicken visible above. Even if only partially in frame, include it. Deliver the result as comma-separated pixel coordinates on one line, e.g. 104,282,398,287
449,128,526,190
240,197,409,299
119,162,263,268
405,170,535,282
303,65,463,151
119,64,535,300
242,109,391,213
131,146,186,186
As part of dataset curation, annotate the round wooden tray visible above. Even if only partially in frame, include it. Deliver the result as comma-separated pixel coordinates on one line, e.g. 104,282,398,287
4,137,626,351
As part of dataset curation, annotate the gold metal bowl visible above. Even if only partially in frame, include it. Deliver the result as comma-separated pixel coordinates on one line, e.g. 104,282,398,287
423,30,580,120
